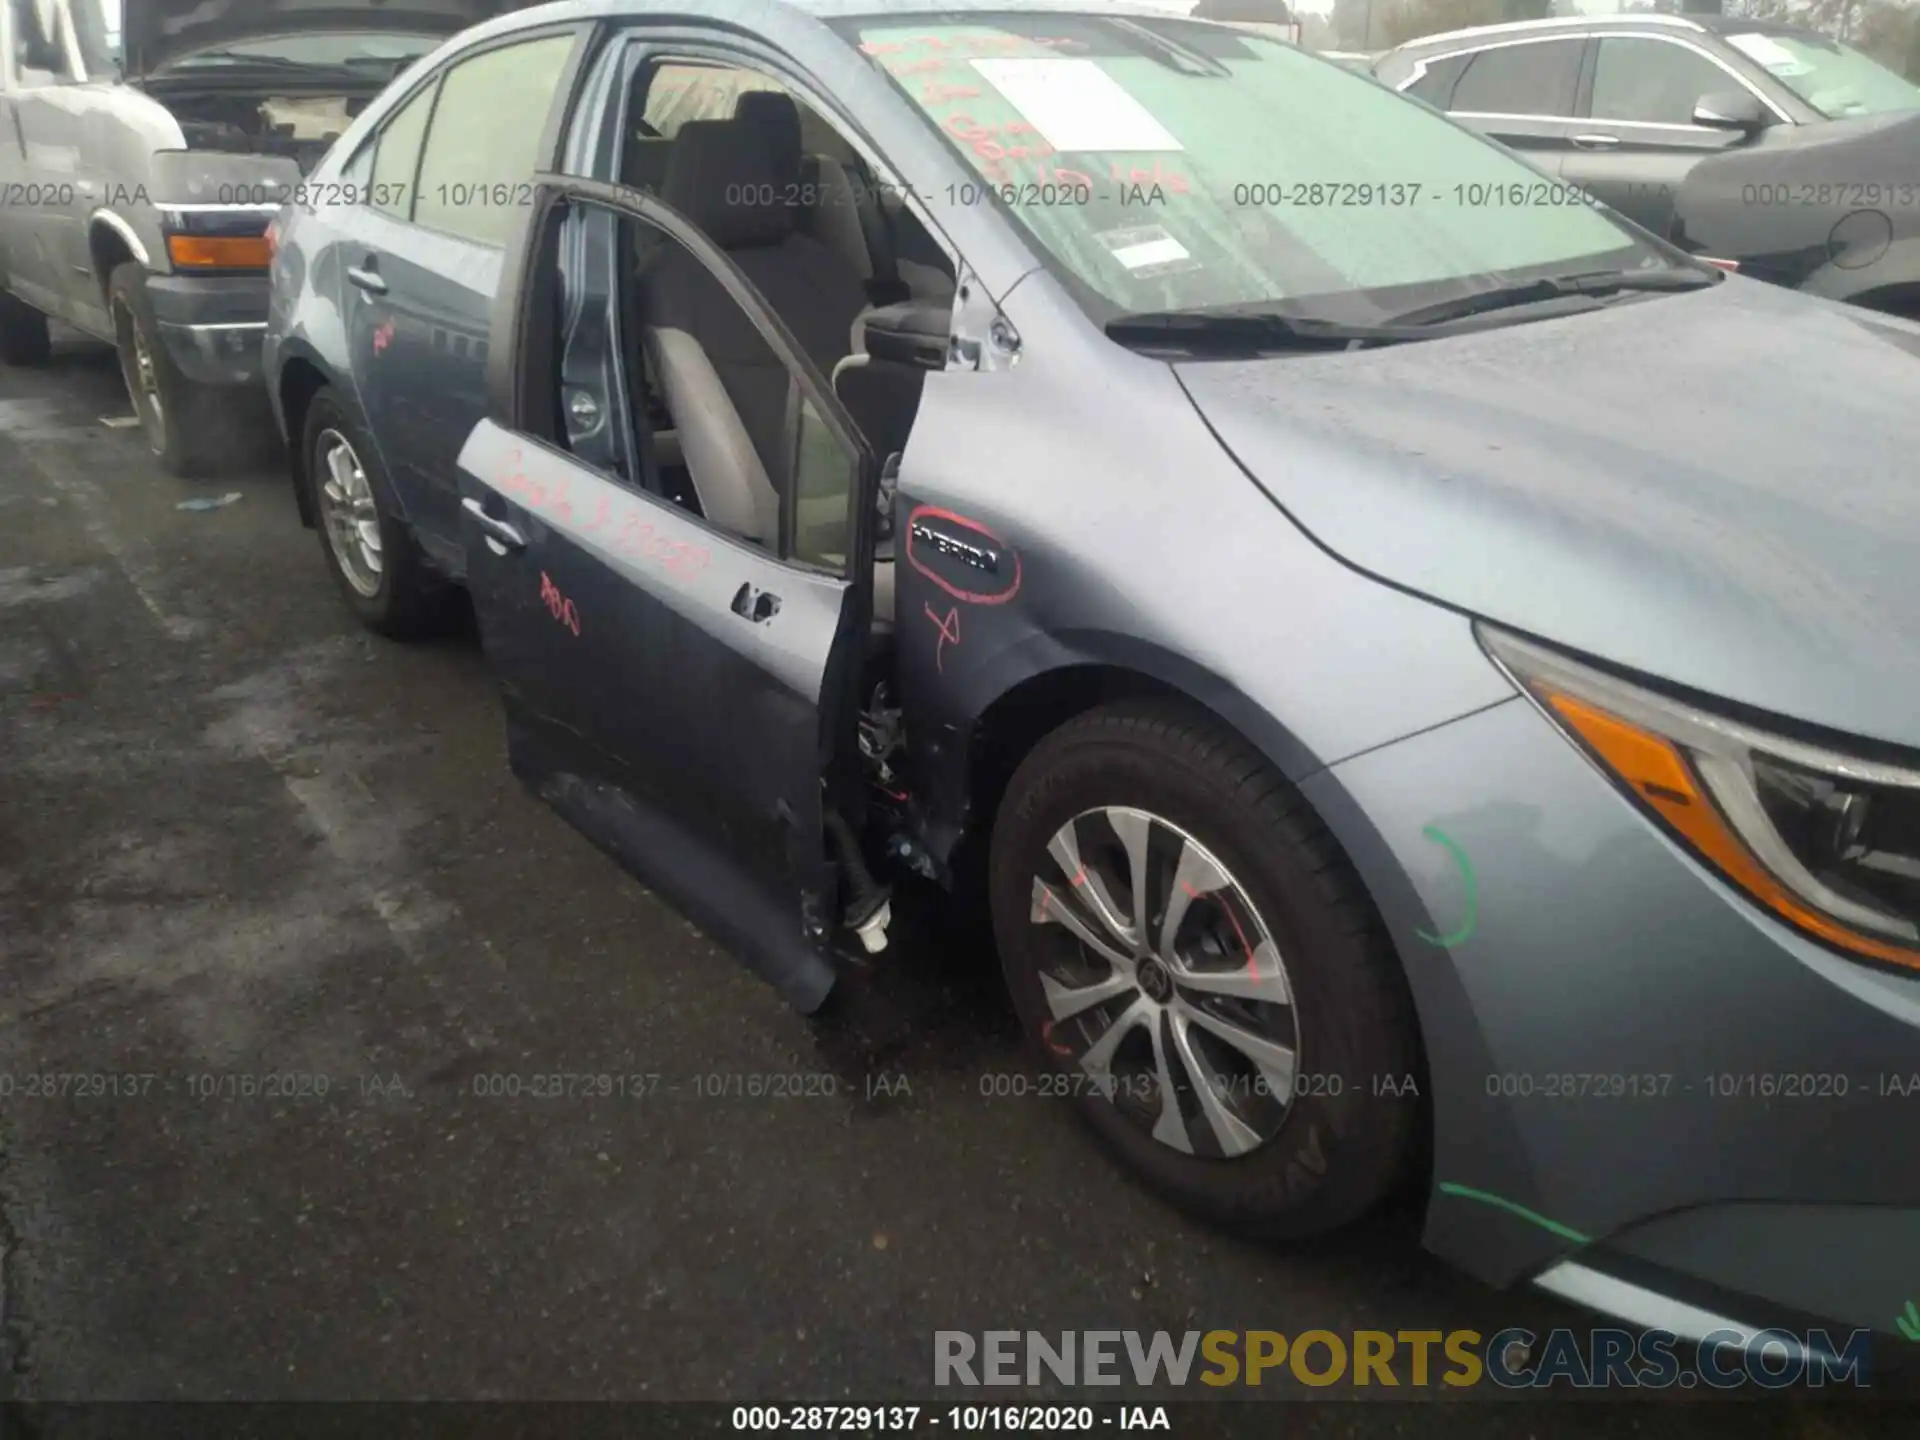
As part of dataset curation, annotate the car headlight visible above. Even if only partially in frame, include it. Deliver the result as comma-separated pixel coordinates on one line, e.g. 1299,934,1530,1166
1481,625,1920,973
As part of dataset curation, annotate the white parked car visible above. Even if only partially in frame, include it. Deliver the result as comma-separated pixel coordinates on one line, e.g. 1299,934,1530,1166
0,0,505,472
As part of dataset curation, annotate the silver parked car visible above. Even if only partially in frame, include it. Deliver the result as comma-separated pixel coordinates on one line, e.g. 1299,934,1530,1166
0,0,506,473
265,0,1920,1351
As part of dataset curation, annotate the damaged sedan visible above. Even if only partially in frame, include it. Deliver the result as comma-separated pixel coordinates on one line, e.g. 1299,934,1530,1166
0,0,512,472
266,0,1920,1358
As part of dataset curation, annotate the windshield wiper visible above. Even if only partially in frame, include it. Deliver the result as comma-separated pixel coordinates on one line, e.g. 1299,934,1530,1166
1105,308,1423,352
1384,266,1720,328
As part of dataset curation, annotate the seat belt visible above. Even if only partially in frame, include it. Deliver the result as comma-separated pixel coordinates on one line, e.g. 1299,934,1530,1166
849,154,908,307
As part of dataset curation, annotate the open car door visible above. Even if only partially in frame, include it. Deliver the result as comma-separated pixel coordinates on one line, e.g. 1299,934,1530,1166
454,175,880,1013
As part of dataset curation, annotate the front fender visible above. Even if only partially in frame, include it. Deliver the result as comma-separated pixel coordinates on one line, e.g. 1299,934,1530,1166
886,272,1515,878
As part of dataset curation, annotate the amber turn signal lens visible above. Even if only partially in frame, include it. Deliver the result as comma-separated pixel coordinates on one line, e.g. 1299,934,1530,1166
166,234,272,269
1546,692,1920,971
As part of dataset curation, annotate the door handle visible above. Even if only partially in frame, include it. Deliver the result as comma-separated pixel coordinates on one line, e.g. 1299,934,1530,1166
462,496,525,551
1570,133,1622,150
730,582,781,623
346,261,388,294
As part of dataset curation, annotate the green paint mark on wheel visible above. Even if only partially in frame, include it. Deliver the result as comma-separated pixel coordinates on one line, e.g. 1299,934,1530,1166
1415,825,1479,948
1438,1182,1591,1245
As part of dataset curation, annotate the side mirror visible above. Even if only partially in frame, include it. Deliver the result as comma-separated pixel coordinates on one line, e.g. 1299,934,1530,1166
1692,89,1768,135
15,32,66,76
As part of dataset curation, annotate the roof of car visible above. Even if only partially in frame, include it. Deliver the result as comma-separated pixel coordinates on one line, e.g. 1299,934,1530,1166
1380,11,1826,57
455,0,1313,60
505,0,1257,21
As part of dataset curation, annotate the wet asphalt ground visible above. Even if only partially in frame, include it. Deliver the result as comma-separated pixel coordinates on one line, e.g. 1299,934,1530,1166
0,336,1910,1436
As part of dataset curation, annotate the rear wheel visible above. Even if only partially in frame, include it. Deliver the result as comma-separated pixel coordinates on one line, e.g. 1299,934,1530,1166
989,701,1421,1238
0,290,50,366
303,385,453,638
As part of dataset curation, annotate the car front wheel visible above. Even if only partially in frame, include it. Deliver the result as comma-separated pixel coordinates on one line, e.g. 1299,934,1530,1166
989,701,1422,1238
109,261,223,477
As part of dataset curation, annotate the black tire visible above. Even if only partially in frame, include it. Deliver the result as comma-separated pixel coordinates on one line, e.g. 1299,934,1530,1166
302,385,454,639
0,289,50,365
989,701,1421,1239
108,261,224,478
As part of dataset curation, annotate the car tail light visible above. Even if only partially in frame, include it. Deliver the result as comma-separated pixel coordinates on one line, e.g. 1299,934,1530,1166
1701,257,1740,273
167,234,272,270
264,220,280,264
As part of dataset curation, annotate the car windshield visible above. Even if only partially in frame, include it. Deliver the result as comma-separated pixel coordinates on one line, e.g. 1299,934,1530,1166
1724,30,1920,118
161,32,441,74
838,14,1658,326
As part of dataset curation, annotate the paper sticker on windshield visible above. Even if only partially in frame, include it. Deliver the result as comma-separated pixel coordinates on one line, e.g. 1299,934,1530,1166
1096,225,1199,278
968,59,1183,152
1725,33,1809,74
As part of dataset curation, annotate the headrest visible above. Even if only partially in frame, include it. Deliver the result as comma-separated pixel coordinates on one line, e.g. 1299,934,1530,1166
662,118,797,249
733,90,801,182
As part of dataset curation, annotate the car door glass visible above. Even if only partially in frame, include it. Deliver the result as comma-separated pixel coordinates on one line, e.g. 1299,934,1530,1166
9,0,75,84
516,197,866,575
791,392,857,571
1592,38,1732,126
414,33,575,246
1448,39,1583,117
370,79,436,220
1402,53,1469,109
640,62,786,139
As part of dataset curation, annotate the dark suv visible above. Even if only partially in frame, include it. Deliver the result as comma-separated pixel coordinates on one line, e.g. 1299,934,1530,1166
1374,15,1920,314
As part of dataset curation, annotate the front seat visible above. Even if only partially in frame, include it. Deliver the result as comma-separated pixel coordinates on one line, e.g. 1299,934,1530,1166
644,118,896,620
734,90,889,302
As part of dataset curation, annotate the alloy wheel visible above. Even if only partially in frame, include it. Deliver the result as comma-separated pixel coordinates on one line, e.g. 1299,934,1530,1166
315,429,383,598
1029,806,1300,1159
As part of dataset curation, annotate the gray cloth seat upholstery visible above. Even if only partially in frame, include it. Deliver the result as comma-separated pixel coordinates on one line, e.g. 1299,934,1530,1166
734,90,878,292
621,134,674,193
730,93,930,495
643,116,894,622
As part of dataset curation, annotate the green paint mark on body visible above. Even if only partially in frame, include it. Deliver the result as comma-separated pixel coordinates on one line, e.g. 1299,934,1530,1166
1438,1181,1591,1245
1415,825,1479,948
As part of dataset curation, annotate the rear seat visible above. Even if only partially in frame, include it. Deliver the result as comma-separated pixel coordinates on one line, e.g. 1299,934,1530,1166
621,134,675,194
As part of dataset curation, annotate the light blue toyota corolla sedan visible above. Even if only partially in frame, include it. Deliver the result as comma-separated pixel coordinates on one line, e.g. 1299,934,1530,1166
263,0,1920,1358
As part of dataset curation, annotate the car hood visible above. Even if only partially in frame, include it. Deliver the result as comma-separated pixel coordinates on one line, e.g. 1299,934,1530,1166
1175,277,1920,749
124,0,516,79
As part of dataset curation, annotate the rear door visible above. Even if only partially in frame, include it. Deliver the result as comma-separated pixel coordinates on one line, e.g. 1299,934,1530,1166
1562,34,1768,236
1417,36,1586,177
457,176,879,1013
339,25,584,576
